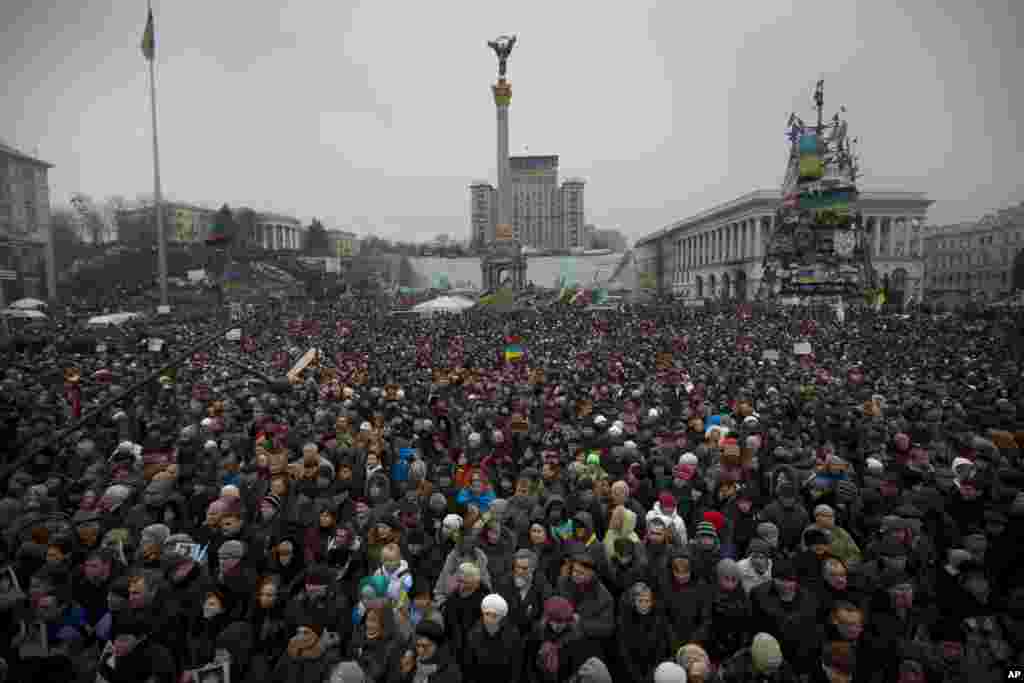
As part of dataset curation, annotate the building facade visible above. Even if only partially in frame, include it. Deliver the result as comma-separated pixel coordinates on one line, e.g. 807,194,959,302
469,155,587,250
923,203,1024,306
117,201,216,244
470,180,498,246
326,228,359,259
252,212,304,251
0,140,54,301
560,177,586,250
635,189,932,304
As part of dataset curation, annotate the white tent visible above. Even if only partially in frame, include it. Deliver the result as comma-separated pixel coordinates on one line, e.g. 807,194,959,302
1,308,48,319
412,295,476,315
9,297,46,309
87,312,144,326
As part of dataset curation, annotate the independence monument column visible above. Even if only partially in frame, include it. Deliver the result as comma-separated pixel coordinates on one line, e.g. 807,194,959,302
488,35,516,243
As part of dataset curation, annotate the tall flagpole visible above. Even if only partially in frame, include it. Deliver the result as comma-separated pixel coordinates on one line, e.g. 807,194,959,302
147,0,169,309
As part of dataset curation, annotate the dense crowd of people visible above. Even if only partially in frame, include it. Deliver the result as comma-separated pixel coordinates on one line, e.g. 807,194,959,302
0,298,1022,683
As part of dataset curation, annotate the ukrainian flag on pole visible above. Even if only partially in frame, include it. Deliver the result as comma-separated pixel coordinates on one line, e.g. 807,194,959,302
140,7,155,61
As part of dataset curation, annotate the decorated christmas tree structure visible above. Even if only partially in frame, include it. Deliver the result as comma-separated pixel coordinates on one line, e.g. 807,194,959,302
760,80,875,301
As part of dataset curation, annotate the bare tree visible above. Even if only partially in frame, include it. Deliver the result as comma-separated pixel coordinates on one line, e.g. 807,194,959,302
101,195,128,242
70,193,107,244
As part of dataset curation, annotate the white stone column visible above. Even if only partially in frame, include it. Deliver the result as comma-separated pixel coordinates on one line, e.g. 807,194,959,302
872,217,881,257
753,216,763,259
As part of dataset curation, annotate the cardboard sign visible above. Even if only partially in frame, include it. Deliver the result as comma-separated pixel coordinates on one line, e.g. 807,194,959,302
148,338,165,352
793,342,813,356
225,329,242,341
762,349,780,362
656,352,674,371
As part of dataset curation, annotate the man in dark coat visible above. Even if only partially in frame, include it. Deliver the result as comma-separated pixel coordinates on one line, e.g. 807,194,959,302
464,593,524,683
749,558,820,676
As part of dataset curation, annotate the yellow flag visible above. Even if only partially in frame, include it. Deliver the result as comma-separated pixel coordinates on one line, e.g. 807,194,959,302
141,8,155,61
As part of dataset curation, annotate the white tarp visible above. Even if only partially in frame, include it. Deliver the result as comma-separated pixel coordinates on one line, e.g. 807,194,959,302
9,298,46,309
87,312,143,326
412,295,476,315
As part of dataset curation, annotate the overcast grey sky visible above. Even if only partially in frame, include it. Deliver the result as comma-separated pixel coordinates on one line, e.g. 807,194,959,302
2,0,1021,242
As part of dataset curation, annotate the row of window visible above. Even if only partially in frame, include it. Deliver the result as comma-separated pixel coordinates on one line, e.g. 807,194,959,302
929,271,1009,286
932,230,1023,250
930,246,1023,268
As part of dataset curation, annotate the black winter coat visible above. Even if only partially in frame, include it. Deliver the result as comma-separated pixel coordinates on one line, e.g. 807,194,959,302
464,620,525,683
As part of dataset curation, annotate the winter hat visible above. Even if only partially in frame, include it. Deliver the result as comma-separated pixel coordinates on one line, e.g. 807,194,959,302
866,458,884,474
751,633,783,672
416,619,445,645
140,524,171,547
695,521,718,539
219,539,246,560
443,514,463,533
481,593,509,618
813,504,834,518
716,558,741,580
702,510,725,532
679,452,699,466
658,493,677,509
261,494,282,514
544,596,575,623
676,643,711,675
329,662,367,683
429,493,448,513
576,657,613,683
803,524,830,545
756,521,779,543
144,478,175,501
653,662,688,682
458,562,481,579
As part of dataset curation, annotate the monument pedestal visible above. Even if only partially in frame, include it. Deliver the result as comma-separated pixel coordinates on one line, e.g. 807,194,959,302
481,241,527,291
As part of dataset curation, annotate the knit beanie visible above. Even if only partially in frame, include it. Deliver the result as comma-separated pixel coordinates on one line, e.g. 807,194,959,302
654,662,688,682
329,662,367,683
676,643,711,673
576,657,613,683
481,593,509,618
679,453,699,466
429,493,448,513
756,521,779,543
458,562,481,579
751,633,783,672
140,524,171,547
702,510,725,532
219,539,246,560
543,596,575,623
261,494,282,514
416,620,445,645
443,514,463,533
695,521,718,539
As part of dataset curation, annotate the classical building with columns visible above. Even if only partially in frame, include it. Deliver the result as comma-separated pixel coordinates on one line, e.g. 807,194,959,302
251,212,305,251
635,189,932,304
